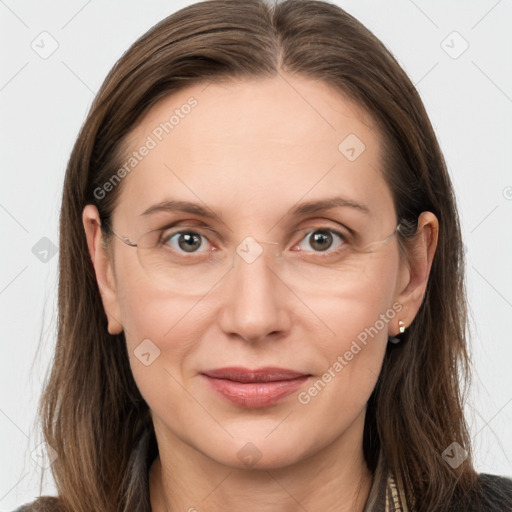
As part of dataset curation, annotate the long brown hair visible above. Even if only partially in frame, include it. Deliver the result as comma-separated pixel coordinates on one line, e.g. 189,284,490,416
34,0,502,510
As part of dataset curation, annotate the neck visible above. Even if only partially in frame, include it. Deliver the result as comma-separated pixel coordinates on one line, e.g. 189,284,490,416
149,411,373,512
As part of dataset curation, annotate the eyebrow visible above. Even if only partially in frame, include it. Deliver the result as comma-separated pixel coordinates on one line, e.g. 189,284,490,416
140,195,370,219
140,200,217,218
288,196,370,217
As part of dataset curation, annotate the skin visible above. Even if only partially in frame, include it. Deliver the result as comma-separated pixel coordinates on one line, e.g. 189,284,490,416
83,74,438,511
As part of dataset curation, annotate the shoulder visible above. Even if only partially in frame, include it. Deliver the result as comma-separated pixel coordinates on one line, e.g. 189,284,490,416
463,472,512,510
10,474,512,512
476,471,512,495
10,496,65,512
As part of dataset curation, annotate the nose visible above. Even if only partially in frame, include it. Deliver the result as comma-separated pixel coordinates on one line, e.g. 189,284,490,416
217,239,291,343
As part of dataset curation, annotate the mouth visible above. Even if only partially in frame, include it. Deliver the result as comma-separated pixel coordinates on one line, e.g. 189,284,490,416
200,366,311,408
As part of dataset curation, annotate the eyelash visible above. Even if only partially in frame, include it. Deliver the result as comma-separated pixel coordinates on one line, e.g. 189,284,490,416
158,226,349,259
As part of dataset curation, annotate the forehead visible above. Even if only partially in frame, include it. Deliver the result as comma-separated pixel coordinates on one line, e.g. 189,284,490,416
114,74,394,228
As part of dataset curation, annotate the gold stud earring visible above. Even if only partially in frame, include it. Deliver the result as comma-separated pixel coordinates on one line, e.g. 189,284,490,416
389,320,406,344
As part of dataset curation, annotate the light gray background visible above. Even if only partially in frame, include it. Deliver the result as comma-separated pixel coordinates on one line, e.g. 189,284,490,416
1,0,511,509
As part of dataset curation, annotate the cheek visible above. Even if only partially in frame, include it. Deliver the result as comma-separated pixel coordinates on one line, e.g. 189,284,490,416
315,293,391,394
113,257,212,388
114,249,201,335
313,256,399,349
303,255,400,402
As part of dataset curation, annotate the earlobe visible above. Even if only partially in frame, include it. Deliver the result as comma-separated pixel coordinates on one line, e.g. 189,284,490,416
82,204,124,335
393,211,439,330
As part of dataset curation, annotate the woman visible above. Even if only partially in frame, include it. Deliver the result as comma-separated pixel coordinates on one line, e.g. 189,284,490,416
14,0,512,510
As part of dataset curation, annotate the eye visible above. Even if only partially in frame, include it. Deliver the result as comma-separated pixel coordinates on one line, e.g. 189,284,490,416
162,230,212,253
294,228,347,254
158,226,348,256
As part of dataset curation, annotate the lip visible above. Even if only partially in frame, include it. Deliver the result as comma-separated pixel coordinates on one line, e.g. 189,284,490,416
201,367,311,408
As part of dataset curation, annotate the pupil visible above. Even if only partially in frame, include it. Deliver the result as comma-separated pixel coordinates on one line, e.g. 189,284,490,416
311,231,332,251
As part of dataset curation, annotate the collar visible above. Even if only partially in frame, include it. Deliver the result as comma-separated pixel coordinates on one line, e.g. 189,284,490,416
363,449,411,511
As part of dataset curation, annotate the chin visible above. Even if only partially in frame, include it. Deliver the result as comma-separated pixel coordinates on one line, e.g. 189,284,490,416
202,431,314,472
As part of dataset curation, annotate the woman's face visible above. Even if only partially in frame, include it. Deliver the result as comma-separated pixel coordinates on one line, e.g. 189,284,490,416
87,75,430,470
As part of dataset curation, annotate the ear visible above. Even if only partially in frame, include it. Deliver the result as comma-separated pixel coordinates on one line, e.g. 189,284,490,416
392,211,439,335
82,204,124,335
